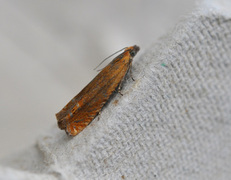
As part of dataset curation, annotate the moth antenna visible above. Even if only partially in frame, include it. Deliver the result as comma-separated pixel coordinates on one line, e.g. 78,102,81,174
94,47,127,70
97,68,103,72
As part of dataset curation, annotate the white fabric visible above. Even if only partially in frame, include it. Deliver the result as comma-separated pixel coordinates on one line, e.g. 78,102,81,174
1,2,231,180
0,0,196,158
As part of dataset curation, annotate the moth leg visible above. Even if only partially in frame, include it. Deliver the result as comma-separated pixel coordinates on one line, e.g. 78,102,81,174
129,62,135,81
117,62,135,96
97,111,101,121
117,83,124,96
118,89,123,96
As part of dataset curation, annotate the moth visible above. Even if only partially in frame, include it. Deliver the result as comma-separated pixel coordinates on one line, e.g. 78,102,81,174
56,45,140,136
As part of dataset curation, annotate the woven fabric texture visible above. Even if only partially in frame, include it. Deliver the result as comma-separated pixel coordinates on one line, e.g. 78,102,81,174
1,8,231,180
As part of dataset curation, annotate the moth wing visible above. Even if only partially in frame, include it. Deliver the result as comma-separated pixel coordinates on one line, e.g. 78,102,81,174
56,54,128,122
65,118,92,136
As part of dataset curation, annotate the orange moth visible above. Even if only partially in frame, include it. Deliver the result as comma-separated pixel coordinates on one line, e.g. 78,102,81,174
56,45,140,136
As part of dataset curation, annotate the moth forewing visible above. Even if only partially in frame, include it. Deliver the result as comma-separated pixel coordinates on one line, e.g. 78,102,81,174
56,45,140,136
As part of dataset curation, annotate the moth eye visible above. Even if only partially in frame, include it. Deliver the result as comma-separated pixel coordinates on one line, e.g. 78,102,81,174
130,51,136,57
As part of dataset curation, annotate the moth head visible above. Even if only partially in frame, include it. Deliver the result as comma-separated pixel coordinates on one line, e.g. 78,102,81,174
126,45,140,57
